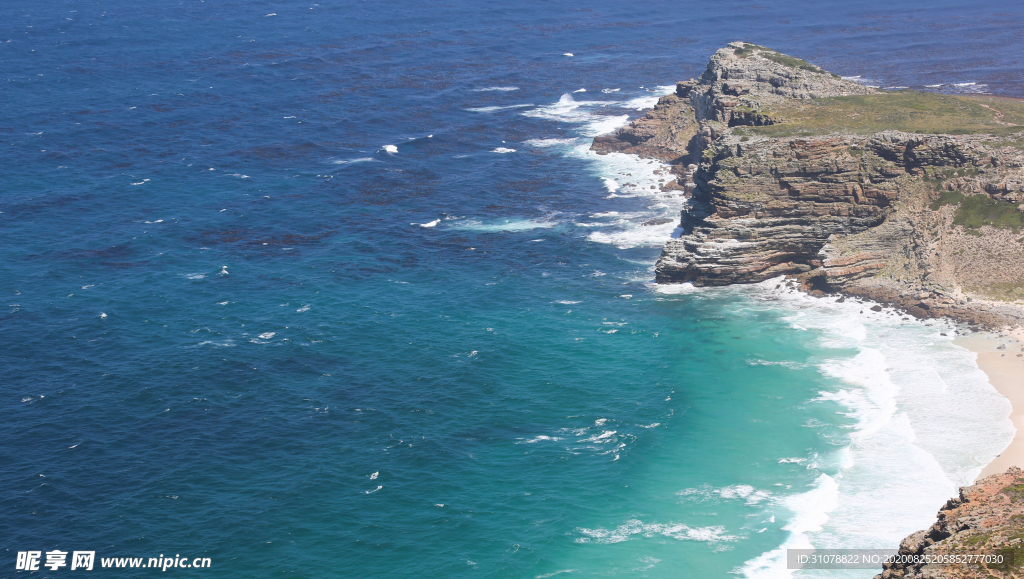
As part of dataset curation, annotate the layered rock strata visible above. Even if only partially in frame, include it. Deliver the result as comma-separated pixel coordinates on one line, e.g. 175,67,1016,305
592,41,872,161
876,468,1024,579
593,42,1024,329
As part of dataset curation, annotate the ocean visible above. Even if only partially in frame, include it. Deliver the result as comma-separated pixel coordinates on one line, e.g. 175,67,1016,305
2,1,1022,577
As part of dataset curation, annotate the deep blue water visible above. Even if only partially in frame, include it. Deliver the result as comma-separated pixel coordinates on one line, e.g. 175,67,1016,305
2,1,1022,577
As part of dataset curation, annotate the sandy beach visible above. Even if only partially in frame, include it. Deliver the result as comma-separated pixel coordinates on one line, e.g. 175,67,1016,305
955,332,1024,480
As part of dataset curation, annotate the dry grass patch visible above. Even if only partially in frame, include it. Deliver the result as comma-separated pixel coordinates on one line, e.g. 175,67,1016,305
746,91,1024,137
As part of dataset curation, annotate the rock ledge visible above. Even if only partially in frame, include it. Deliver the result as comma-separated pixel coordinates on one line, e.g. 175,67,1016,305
594,42,1024,330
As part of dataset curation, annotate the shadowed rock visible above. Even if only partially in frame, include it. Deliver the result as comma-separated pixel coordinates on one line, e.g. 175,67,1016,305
592,42,1024,329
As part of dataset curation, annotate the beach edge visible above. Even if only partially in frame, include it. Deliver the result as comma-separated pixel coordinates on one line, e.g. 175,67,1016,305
955,331,1024,481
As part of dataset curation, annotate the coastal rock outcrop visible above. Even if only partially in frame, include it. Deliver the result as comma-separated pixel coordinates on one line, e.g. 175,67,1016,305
593,41,1024,329
684,41,873,125
875,468,1024,579
592,41,873,162
591,92,699,163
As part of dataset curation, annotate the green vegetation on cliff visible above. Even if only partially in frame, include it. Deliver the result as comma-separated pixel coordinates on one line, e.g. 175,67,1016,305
931,189,1024,232
955,195,1024,231
732,43,836,77
980,281,1024,302
744,91,1024,137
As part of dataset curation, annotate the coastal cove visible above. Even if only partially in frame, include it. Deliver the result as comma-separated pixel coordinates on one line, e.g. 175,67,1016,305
4,2,1024,578
960,333,1024,481
602,39,1024,576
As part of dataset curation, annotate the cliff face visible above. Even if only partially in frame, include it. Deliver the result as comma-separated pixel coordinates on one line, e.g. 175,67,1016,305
685,41,873,125
876,468,1024,579
657,130,1024,326
593,41,1024,329
591,93,699,163
592,41,872,163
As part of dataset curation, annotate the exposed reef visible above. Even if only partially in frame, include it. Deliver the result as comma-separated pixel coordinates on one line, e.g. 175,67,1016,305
593,42,1024,329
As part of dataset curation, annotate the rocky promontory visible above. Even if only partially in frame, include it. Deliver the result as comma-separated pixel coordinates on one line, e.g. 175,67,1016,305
595,42,1024,330
875,468,1024,579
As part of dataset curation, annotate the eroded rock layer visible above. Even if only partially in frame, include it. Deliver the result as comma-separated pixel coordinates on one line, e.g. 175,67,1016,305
594,41,1024,328
591,41,873,161
876,468,1024,579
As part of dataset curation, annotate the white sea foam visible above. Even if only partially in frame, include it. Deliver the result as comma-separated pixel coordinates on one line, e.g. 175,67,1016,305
451,218,555,232
419,219,441,228
473,86,519,92
575,519,738,544
516,435,562,444
747,359,805,369
677,484,772,506
197,339,235,347
333,157,375,165
580,430,616,442
525,138,579,147
738,474,840,578
653,282,699,295
920,81,988,93
521,82,1007,575
536,570,577,579
382,145,398,154
522,93,630,137
618,95,661,110
466,104,535,113
718,484,772,505
663,279,1015,578
949,82,989,94
491,147,516,153
844,75,882,88
520,87,685,248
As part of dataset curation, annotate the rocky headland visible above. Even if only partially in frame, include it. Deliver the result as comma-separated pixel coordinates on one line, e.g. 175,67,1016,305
876,468,1024,579
594,42,1024,331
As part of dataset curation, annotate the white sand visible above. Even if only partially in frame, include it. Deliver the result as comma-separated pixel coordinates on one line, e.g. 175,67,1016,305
955,332,1024,481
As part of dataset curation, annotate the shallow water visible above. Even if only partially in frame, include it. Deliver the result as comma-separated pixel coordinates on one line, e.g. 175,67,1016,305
2,1,1021,576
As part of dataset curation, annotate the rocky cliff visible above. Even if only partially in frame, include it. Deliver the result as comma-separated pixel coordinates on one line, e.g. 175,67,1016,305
594,42,1024,329
876,468,1024,579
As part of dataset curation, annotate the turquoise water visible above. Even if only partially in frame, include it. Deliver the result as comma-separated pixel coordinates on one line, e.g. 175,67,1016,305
2,1,1021,576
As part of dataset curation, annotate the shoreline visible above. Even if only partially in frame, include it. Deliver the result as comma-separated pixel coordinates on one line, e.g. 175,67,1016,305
954,331,1024,481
